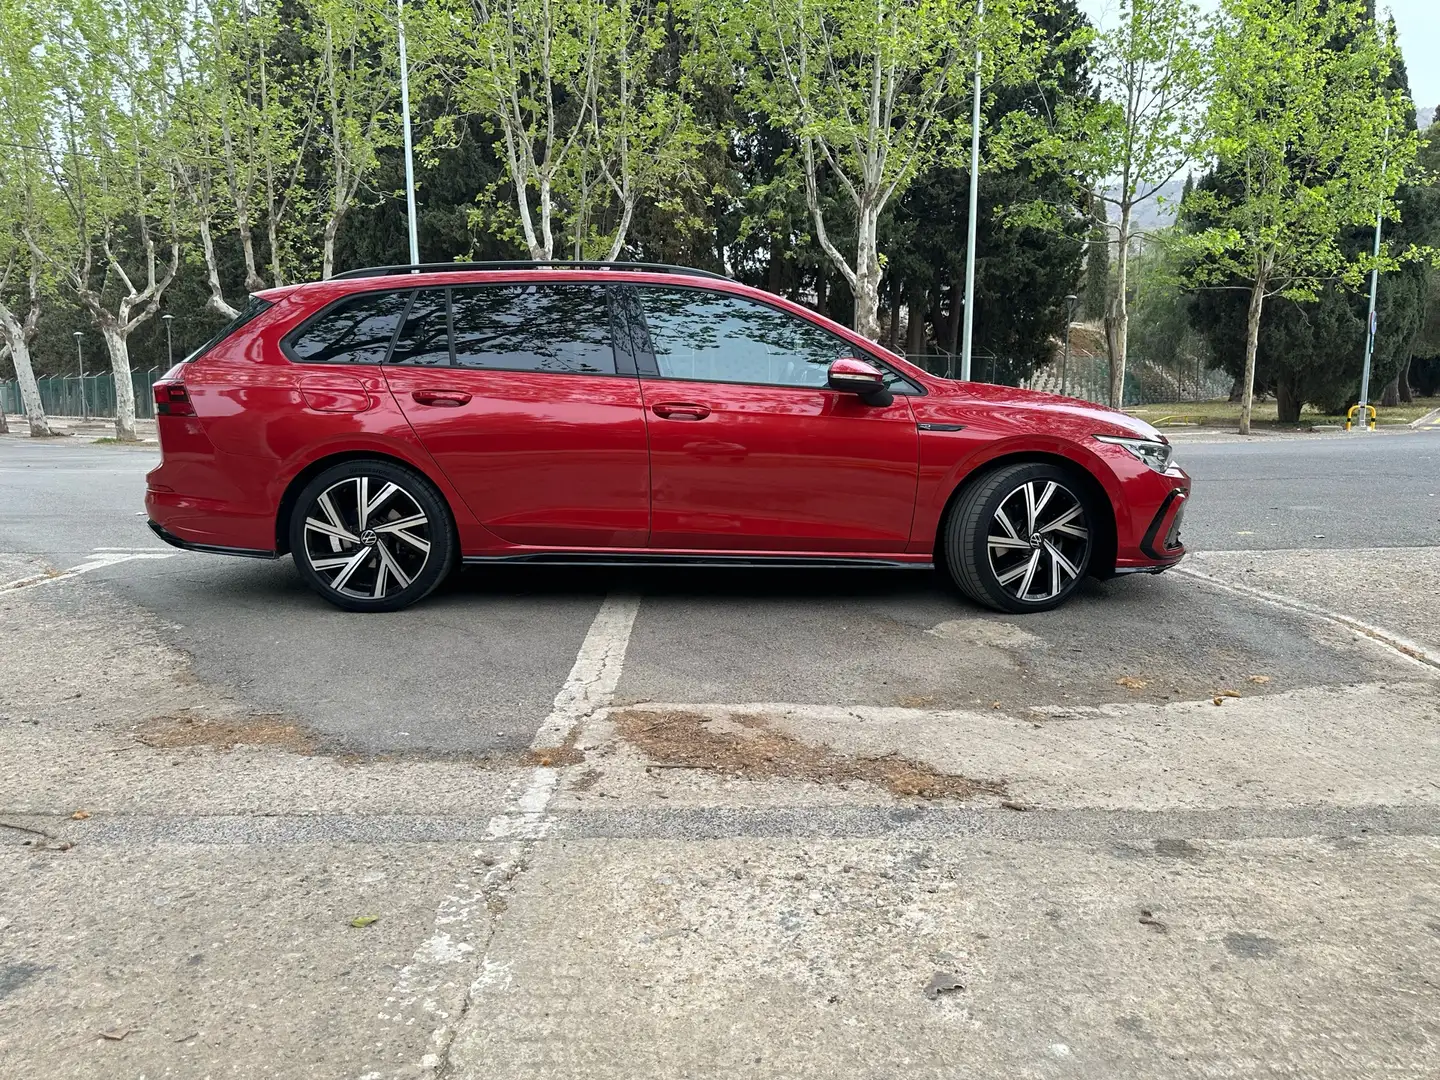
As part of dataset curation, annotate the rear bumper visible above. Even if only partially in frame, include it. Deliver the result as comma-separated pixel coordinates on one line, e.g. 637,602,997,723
147,518,277,560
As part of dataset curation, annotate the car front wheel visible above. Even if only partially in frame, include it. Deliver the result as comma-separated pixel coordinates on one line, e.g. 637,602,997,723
288,460,455,612
943,462,1095,614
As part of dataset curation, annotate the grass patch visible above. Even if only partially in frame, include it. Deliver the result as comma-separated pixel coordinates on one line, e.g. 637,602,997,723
1128,395,1439,429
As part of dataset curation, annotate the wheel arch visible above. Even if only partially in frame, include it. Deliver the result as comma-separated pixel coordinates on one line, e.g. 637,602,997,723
274,449,457,556
934,451,1118,578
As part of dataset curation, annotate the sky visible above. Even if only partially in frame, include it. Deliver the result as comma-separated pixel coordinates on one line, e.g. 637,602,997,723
1078,1,1440,114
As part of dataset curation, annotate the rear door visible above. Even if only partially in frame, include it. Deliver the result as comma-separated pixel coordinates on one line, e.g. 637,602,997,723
382,282,650,549
626,285,919,552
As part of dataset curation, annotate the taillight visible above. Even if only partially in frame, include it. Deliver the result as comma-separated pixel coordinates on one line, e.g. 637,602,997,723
153,379,195,417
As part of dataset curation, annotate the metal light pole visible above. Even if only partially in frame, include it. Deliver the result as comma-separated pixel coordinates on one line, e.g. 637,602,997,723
1356,131,1389,433
959,0,984,383
1061,293,1078,398
398,0,420,267
73,331,86,421
1356,204,1383,431
162,313,174,368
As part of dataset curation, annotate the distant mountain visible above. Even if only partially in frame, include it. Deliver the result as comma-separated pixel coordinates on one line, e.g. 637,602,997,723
1101,179,1188,235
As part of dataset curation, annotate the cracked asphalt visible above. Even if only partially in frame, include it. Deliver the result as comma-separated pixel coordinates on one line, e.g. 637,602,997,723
2,428,1439,1078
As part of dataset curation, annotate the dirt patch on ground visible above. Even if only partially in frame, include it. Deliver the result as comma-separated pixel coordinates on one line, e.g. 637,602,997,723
523,728,586,767
138,713,317,753
612,709,1005,800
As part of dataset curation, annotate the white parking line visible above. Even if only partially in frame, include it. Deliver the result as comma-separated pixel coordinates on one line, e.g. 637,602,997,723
380,593,642,1075
1,551,176,592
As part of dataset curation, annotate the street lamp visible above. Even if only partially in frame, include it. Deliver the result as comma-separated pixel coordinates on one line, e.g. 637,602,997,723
162,313,174,368
959,0,984,383
397,0,420,266
73,331,86,421
1061,293,1078,398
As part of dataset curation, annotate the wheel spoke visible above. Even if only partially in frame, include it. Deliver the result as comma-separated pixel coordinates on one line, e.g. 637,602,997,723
1015,549,1042,598
374,539,414,591
328,545,373,592
1022,483,1038,532
994,507,1021,541
1044,540,1081,581
355,477,369,530
996,555,1034,586
1039,504,1084,535
1031,481,1057,524
316,491,350,535
364,481,400,526
987,535,1031,551
304,517,358,544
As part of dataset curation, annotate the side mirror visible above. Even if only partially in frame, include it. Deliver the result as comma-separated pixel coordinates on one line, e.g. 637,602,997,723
827,357,894,406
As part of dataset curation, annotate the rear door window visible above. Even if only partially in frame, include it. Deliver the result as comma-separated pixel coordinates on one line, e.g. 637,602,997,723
286,290,408,364
389,290,451,367
450,284,616,375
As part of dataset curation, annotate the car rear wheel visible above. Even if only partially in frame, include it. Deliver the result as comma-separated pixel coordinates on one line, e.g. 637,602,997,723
288,460,455,612
943,462,1094,614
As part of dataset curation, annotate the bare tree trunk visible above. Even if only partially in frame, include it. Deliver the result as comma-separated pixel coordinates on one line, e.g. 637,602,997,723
1104,297,1120,404
1110,203,1132,409
1380,375,1400,407
0,306,54,436
197,216,241,318
100,321,138,442
1239,274,1266,436
906,288,925,356
850,208,882,341
1398,356,1413,403
1275,375,1301,424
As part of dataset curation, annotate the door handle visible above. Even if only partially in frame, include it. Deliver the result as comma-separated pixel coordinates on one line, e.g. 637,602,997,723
411,389,472,407
651,402,711,421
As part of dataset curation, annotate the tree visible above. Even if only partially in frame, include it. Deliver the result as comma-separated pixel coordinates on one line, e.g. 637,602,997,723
1186,0,1415,434
42,0,185,441
1077,0,1210,407
0,0,57,435
733,0,1035,341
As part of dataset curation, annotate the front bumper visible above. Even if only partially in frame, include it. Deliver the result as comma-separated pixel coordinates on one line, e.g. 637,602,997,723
1140,487,1188,561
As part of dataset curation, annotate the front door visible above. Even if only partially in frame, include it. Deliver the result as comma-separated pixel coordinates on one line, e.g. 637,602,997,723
626,285,919,552
383,283,650,548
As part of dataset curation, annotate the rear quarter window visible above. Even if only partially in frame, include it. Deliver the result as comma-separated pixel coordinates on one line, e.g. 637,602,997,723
186,294,273,362
285,290,409,364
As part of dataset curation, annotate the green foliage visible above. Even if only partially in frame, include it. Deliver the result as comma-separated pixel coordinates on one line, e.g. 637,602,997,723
1184,0,1424,426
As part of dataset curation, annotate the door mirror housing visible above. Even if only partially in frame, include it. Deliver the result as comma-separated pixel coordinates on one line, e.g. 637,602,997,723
827,357,893,406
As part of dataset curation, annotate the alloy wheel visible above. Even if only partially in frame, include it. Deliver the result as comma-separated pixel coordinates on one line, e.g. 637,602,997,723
302,476,432,600
984,479,1090,604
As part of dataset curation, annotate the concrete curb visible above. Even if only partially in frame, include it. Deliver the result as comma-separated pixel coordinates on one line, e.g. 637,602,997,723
1410,406,1440,429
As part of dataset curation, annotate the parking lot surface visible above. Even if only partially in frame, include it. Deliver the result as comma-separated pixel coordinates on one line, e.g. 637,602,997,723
2,429,1439,1078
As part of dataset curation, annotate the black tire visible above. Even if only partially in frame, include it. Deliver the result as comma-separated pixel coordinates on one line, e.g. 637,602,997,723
287,459,456,612
942,462,1095,614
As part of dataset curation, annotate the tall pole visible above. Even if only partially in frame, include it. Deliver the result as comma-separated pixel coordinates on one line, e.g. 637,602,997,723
162,313,174,368
1356,131,1389,431
1356,204,1382,428
74,331,86,422
959,0,983,383
1062,293,1077,398
398,0,420,266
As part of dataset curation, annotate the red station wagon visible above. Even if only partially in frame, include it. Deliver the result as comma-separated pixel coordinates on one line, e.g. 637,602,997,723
145,262,1190,613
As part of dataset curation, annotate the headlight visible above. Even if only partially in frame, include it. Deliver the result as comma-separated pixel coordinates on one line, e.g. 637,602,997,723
1094,434,1174,473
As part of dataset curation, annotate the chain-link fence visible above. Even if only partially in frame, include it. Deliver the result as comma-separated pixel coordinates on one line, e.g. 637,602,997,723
902,350,1230,407
0,369,163,421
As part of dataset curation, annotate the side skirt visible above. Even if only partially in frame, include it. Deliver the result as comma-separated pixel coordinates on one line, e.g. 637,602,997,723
462,552,934,571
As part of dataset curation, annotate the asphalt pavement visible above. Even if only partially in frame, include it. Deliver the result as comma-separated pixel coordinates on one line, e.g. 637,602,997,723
4,427,1440,1079
2,430,1438,755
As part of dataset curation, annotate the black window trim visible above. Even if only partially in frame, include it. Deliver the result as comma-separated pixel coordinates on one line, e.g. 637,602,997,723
622,282,925,396
281,282,637,378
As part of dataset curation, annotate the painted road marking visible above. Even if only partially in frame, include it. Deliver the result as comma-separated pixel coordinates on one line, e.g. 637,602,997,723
1,551,176,592
380,594,642,1074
